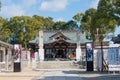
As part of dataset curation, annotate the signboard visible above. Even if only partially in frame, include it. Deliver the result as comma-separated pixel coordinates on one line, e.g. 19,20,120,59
86,43,93,61
13,44,22,72
13,44,22,63
108,47,120,71
86,42,94,71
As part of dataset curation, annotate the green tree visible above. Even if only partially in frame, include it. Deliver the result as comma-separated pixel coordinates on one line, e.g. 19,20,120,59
72,8,97,39
73,13,84,30
90,0,118,42
80,8,96,39
32,15,44,30
98,0,120,25
74,1,118,42
8,16,42,49
0,17,11,42
65,20,77,30
33,15,54,30
0,17,4,27
52,21,66,30
44,17,54,30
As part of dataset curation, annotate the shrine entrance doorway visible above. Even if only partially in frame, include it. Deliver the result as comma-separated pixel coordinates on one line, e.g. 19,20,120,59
44,40,76,59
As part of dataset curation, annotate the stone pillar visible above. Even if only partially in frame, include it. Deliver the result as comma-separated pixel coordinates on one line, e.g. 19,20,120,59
27,51,30,61
5,48,8,71
76,44,82,61
39,49,44,60
27,50,31,69
39,30,44,61
76,31,82,61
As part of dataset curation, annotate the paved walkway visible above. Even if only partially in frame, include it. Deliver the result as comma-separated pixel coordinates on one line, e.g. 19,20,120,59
31,70,120,80
0,70,44,80
79,71,120,80
0,69,120,80
32,70,83,80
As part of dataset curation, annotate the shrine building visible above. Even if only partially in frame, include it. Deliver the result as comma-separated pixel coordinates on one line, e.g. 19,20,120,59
36,30,91,61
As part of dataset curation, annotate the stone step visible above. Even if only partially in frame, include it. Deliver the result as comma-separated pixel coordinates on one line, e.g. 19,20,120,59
37,61,81,69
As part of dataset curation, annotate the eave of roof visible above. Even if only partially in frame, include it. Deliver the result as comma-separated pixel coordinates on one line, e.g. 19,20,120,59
0,40,13,48
111,34,120,43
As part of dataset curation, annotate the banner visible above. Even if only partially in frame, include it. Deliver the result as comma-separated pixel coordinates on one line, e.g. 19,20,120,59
86,43,93,61
86,42,94,71
13,44,22,63
108,47,120,71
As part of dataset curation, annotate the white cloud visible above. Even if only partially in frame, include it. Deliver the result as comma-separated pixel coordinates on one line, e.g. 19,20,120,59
0,0,38,18
39,0,68,12
90,0,99,9
0,5,24,18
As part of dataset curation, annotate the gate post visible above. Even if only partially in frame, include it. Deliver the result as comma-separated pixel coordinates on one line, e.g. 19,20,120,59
39,30,44,61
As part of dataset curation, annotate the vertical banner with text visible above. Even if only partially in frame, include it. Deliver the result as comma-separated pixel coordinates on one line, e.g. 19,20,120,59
13,44,22,72
86,42,94,71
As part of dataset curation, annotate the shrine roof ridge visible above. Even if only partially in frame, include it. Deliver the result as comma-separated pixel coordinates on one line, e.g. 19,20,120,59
43,30,79,33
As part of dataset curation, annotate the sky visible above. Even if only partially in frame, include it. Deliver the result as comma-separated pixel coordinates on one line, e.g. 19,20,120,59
0,0,99,21
0,0,120,35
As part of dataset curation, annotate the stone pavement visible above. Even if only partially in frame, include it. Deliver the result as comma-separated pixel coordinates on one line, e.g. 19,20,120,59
0,69,120,80
32,70,83,80
0,70,45,80
0,70,44,77
79,71,120,80
32,70,120,80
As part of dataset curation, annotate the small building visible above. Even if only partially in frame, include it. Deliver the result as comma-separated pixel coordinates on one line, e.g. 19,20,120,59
0,40,13,71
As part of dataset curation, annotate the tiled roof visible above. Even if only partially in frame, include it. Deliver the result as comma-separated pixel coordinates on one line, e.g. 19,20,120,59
0,40,13,48
43,30,91,44
111,34,120,43
49,31,70,40
29,30,92,44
